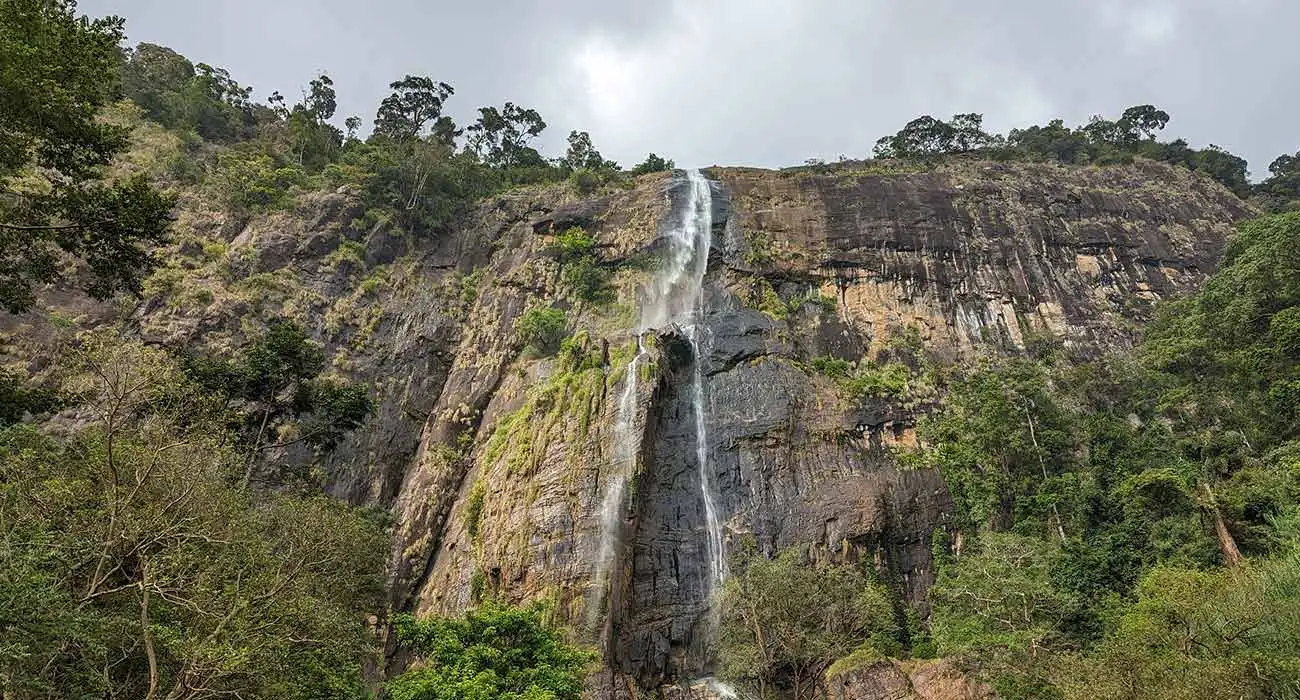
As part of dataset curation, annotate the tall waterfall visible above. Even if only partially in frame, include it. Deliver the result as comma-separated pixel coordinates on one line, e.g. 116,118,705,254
593,169,726,626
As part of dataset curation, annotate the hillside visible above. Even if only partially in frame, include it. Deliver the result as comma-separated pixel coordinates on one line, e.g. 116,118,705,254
4,5,1300,699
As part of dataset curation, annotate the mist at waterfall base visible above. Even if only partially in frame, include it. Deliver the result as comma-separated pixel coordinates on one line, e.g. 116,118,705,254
591,169,728,658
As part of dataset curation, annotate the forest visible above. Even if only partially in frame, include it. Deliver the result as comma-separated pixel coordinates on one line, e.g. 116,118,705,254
2,1,1299,699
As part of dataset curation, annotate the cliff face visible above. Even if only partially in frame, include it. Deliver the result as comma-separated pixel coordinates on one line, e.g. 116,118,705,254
381,160,1247,687
0,158,1250,691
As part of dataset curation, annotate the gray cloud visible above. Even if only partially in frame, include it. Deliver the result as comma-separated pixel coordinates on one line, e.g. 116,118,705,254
82,0,1299,175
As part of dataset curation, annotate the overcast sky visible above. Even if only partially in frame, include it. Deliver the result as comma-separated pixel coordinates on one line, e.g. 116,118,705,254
82,0,1299,176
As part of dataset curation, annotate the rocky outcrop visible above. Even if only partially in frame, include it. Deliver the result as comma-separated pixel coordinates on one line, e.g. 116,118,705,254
0,158,1250,695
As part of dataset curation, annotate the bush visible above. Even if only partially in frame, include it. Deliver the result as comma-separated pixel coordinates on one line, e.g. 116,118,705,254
552,226,596,259
719,547,898,699
386,602,595,700
630,153,674,175
809,356,852,379
562,257,614,305
516,306,567,355
211,149,306,215
844,362,911,399
464,481,486,539
569,167,602,195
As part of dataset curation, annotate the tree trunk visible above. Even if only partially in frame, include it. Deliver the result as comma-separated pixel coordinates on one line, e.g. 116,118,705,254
242,406,272,489
141,563,158,700
1203,482,1243,568
1024,402,1067,542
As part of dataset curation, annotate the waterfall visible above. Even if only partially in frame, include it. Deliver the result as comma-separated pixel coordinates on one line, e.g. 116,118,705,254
593,169,726,626
590,336,646,628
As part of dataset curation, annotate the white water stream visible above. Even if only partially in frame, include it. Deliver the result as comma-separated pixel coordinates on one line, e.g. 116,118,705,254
593,169,726,623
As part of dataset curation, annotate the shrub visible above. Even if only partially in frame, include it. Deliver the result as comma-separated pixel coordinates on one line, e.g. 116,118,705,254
387,602,595,700
458,268,485,308
844,362,911,399
569,167,602,195
325,240,366,269
464,481,486,539
516,306,567,355
809,356,852,379
562,257,614,305
210,149,307,215
719,547,898,699
552,226,596,259
744,230,774,266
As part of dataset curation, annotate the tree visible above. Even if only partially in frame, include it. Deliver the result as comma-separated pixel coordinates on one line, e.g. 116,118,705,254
1005,119,1091,164
915,357,1079,538
1055,554,1300,700
0,368,61,426
1080,115,1125,146
873,113,995,159
120,42,197,125
183,320,372,487
516,306,568,355
120,43,257,141
718,547,897,699
179,62,255,141
873,115,955,158
373,75,455,142
287,73,343,170
210,148,308,215
0,335,387,699
0,0,175,313
1257,150,1300,210
1118,104,1170,142
1191,144,1250,197
386,602,595,700
950,113,998,152
631,153,674,175
466,102,547,168
930,534,1074,654
562,130,616,172
929,533,1076,699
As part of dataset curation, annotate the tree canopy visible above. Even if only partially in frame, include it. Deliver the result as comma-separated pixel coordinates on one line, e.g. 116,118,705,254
0,336,387,698
870,105,1255,197
909,209,1300,698
718,547,899,699
0,0,175,313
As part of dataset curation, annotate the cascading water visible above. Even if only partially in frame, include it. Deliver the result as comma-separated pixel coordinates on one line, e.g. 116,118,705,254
589,336,645,629
593,169,727,629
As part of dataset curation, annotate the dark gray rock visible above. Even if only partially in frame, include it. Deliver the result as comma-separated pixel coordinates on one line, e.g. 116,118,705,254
255,232,297,272
365,224,409,266
298,229,341,258
702,309,776,375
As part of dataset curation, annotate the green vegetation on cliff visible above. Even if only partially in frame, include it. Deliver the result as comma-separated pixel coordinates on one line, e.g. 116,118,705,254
912,210,1300,699
4,2,1300,699
869,107,1300,210
712,212,1300,700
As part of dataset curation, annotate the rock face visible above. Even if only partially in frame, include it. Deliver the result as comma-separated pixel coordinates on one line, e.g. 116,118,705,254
0,159,1250,695
382,161,1247,689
